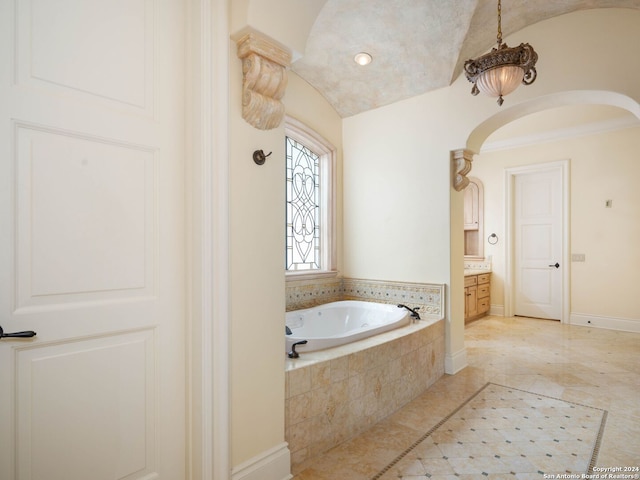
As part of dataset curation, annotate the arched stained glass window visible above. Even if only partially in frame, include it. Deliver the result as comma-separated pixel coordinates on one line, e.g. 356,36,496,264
285,117,336,278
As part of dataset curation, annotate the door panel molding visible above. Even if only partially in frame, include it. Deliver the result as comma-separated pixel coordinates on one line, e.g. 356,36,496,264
13,121,157,311
15,0,156,114
15,329,157,480
504,160,570,322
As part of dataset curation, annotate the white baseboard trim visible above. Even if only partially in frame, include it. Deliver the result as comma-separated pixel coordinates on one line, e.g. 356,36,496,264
569,313,640,333
489,304,504,316
231,442,292,480
444,348,467,375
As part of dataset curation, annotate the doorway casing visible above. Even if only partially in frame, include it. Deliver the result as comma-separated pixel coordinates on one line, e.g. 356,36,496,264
188,0,231,478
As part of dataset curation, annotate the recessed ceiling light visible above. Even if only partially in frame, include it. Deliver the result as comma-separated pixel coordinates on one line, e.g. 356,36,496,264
354,52,372,66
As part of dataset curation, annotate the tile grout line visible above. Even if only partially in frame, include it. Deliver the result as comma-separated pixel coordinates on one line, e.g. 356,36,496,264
370,382,492,480
588,409,608,475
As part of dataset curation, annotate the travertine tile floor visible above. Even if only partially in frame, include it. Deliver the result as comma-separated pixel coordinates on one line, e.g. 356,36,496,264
293,316,640,479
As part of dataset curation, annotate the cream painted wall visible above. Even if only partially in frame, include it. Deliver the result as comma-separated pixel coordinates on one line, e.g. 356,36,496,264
473,125,640,325
342,89,456,282
228,42,287,466
227,44,343,474
341,88,468,371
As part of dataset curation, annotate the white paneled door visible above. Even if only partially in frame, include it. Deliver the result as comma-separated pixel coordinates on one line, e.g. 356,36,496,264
514,166,564,320
1,1,186,479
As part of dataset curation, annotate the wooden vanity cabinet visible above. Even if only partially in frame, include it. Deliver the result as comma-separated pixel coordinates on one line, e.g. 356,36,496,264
464,272,490,323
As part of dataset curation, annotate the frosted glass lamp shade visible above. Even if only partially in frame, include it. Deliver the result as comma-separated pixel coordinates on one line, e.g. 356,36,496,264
475,65,524,99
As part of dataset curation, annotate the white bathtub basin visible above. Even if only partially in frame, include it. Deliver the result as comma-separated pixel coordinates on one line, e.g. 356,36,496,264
285,300,411,353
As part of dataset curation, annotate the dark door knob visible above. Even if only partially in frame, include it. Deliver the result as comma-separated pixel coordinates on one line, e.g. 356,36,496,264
0,324,37,339
548,262,560,268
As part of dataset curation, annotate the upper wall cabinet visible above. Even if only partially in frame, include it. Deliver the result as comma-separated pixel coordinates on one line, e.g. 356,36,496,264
463,180,480,230
464,178,484,258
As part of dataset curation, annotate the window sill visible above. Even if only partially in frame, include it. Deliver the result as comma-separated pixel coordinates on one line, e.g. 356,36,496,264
285,270,339,283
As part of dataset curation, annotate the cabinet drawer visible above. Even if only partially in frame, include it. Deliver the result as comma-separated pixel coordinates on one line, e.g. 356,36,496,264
477,273,491,285
477,297,490,314
478,284,490,298
464,276,477,287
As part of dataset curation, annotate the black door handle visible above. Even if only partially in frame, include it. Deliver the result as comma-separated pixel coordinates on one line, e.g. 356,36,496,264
548,262,560,268
0,324,37,339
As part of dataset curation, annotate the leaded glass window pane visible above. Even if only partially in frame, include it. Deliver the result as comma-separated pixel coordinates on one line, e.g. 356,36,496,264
286,136,321,270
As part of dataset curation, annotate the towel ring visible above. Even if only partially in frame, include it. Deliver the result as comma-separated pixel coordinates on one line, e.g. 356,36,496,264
488,233,498,245
253,149,272,165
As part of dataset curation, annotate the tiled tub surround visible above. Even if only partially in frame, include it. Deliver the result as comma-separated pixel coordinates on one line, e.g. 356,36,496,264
285,317,445,474
286,277,444,317
284,278,445,472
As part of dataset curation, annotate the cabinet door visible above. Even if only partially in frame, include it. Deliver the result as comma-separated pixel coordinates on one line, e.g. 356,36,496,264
465,285,478,318
463,181,480,230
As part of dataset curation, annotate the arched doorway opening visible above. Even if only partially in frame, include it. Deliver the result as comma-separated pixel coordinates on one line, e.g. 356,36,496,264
450,90,640,366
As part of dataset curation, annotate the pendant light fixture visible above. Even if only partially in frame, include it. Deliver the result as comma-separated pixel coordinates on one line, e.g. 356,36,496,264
464,0,538,106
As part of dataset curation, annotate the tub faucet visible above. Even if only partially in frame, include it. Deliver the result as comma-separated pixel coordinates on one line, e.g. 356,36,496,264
398,304,421,320
288,340,308,358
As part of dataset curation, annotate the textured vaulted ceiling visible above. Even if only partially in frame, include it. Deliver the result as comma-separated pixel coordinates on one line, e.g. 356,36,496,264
290,0,640,117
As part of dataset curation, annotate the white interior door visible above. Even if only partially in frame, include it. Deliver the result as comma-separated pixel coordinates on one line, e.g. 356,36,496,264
514,167,563,320
0,1,186,479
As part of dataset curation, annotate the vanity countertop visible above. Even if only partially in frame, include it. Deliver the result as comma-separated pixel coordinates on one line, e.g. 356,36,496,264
464,269,491,276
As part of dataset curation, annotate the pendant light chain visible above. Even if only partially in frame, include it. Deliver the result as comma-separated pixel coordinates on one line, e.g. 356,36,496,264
496,0,503,46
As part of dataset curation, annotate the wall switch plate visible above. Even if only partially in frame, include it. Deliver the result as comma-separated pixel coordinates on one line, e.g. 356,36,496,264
572,253,586,262
605,199,613,208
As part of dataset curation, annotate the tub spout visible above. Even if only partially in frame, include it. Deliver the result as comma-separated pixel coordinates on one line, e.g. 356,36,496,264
398,304,421,320
288,340,308,358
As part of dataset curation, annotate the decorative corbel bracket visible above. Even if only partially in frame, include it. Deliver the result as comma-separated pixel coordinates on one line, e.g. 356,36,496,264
452,149,474,191
236,32,292,130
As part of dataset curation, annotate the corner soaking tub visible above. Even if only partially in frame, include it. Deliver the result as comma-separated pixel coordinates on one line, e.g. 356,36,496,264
285,300,411,353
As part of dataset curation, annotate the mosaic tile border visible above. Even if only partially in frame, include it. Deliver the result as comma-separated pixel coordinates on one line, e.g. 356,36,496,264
372,382,608,480
342,278,443,317
464,261,492,271
286,277,343,311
